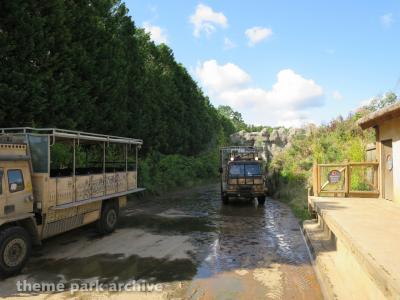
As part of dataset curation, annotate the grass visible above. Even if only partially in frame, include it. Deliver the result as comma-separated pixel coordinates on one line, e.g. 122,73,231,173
272,176,310,221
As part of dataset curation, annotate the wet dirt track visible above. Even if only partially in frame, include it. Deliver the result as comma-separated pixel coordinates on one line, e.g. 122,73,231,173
0,184,323,300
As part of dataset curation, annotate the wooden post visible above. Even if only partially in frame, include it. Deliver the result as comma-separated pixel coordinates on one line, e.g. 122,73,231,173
316,164,321,197
374,163,378,192
345,164,350,197
312,164,317,196
375,126,382,198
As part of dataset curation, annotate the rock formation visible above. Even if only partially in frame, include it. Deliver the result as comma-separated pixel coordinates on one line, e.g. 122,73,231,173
230,127,304,162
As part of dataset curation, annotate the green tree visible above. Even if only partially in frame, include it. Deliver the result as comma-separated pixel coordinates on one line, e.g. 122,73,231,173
365,92,398,111
0,0,237,192
217,105,248,131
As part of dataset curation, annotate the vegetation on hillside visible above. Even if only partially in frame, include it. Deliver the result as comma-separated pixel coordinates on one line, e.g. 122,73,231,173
217,105,271,132
270,92,398,219
0,0,234,192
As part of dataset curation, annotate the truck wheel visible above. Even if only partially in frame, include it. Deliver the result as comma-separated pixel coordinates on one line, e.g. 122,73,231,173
97,202,119,235
0,226,31,278
257,196,266,205
222,195,229,204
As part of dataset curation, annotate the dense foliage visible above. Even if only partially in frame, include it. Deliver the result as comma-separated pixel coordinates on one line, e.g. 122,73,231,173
270,92,398,219
0,0,235,191
217,105,269,132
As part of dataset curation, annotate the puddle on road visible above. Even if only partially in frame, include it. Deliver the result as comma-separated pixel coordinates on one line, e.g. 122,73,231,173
27,254,197,285
117,213,215,234
193,200,311,279
2,184,322,299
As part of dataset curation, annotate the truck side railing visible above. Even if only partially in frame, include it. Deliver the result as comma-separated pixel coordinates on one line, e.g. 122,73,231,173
312,162,379,198
0,127,143,145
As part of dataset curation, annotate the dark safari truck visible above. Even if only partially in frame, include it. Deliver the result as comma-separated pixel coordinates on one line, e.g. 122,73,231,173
219,146,267,205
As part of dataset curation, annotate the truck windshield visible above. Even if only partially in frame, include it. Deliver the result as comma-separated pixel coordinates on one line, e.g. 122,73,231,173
229,163,261,177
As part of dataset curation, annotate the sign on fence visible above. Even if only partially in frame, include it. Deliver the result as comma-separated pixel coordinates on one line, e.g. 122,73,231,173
327,170,341,184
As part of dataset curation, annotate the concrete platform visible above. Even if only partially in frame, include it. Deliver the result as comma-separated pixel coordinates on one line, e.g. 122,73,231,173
305,196,400,299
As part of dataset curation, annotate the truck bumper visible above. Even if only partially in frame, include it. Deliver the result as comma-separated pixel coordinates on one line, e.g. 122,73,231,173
224,190,267,199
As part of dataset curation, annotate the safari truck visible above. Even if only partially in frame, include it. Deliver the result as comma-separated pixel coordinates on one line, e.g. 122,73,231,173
219,146,267,205
0,128,144,277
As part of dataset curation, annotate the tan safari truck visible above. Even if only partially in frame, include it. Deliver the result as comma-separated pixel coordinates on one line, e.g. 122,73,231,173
219,146,267,205
0,128,144,277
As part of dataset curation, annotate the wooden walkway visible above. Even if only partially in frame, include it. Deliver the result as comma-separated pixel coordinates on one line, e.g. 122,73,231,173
308,196,400,299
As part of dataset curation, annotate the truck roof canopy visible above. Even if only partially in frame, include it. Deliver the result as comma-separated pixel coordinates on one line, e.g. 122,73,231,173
220,146,259,151
0,127,142,145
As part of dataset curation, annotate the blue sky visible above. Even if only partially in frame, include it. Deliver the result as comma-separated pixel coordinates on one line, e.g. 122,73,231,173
125,0,400,127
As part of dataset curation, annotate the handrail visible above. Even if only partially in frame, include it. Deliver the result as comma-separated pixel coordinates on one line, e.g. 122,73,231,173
318,162,379,167
312,161,380,198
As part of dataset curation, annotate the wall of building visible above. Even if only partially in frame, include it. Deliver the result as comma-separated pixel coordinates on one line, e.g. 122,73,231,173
378,118,400,203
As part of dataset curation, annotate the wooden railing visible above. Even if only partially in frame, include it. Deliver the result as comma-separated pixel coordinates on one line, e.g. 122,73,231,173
312,162,379,198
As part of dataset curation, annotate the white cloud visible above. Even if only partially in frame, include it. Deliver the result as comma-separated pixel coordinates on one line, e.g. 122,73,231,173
217,69,323,109
190,4,228,37
381,13,394,28
196,60,324,125
245,26,273,46
143,22,168,44
332,90,343,100
276,110,314,127
223,37,236,50
196,60,250,93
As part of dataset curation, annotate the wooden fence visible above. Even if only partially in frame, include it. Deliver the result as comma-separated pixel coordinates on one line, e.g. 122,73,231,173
312,162,379,198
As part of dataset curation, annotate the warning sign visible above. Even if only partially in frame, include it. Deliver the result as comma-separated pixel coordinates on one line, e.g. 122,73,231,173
328,170,341,184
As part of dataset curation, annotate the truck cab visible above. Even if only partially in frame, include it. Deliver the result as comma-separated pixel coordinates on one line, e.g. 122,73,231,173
0,143,34,218
0,143,36,278
220,147,267,205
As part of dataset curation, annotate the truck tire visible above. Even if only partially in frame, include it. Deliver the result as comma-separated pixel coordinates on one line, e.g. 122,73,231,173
97,202,119,235
0,226,31,278
257,196,266,205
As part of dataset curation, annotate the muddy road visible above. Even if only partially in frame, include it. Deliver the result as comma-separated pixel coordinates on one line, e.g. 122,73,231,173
0,184,323,300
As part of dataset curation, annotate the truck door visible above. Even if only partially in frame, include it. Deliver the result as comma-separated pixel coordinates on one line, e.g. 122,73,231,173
3,161,33,217
382,140,393,201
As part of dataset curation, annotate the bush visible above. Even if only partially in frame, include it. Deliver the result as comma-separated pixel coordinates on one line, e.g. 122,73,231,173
138,149,220,193
269,104,383,220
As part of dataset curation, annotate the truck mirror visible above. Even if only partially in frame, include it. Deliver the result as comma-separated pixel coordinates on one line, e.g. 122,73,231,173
218,167,223,174
10,183,17,192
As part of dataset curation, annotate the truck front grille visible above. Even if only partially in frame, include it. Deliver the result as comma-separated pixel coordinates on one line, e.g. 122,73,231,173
228,177,263,185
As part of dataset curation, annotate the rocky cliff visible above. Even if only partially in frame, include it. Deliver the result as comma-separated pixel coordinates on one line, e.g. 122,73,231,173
230,127,304,162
